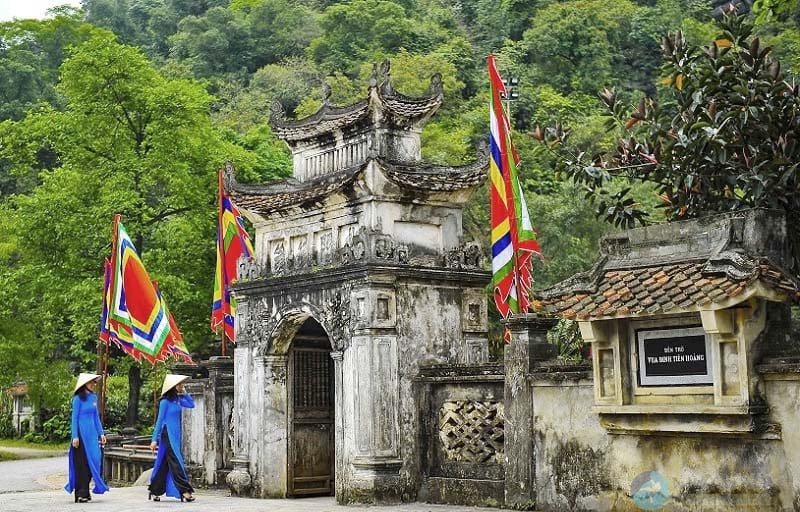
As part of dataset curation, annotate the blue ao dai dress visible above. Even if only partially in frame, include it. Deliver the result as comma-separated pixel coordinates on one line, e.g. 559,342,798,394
149,393,194,498
65,392,109,495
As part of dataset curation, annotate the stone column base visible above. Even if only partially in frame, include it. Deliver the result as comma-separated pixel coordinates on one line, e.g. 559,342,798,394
338,458,403,504
226,457,252,496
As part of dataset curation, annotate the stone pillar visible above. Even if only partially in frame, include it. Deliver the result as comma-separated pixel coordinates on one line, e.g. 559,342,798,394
227,345,253,496
503,313,558,509
331,351,345,498
205,356,233,484
257,354,289,497
227,293,254,496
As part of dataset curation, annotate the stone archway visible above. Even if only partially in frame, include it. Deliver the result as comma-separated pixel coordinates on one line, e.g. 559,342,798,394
287,317,335,496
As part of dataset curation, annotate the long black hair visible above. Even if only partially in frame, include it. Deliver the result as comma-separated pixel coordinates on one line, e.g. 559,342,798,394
161,387,179,402
74,385,91,402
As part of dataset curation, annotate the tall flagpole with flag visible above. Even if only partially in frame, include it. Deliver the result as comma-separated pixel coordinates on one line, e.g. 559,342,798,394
211,166,255,354
100,215,194,364
488,54,542,340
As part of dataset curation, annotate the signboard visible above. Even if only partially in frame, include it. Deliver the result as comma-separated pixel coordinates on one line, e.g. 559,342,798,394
636,327,713,386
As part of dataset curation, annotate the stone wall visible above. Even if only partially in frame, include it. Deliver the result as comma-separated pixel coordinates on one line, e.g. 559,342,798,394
527,360,800,511
177,357,234,487
415,363,505,508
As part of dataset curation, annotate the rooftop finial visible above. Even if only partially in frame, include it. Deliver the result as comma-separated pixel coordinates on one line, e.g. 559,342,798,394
369,63,379,88
321,80,332,106
222,161,237,193
270,99,286,122
379,60,394,96
429,73,443,97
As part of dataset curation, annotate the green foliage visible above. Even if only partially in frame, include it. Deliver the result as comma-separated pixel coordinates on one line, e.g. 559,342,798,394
0,31,259,408
547,319,586,361
0,9,99,121
104,375,131,431
521,0,642,95
309,0,414,73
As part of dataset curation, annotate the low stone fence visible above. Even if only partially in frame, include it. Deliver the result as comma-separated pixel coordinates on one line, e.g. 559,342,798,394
415,362,505,508
174,356,235,488
102,435,154,486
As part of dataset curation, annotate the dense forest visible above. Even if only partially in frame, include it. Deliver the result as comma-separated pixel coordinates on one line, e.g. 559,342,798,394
1,0,798,436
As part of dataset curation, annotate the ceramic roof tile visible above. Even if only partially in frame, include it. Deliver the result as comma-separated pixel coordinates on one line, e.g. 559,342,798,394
535,260,800,321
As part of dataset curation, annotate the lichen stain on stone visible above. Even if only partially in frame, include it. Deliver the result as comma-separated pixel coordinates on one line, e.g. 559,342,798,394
549,438,609,511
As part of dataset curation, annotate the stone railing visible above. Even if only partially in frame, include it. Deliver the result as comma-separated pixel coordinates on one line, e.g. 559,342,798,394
102,434,154,486
415,363,505,508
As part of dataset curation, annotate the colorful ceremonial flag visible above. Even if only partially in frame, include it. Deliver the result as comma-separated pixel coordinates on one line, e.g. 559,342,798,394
154,281,193,364
211,169,255,344
102,215,188,364
488,54,541,328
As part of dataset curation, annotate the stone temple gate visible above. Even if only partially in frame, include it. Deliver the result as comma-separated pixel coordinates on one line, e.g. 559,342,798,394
111,65,800,510
222,62,492,502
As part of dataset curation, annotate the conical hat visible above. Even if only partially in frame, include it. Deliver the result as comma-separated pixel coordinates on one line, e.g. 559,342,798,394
74,373,100,393
161,374,189,396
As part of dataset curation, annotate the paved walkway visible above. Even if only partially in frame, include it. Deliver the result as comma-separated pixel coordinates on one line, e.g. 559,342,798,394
0,455,505,512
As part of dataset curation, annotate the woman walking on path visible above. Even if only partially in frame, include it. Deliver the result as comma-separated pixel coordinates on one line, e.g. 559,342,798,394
65,372,109,503
148,374,195,502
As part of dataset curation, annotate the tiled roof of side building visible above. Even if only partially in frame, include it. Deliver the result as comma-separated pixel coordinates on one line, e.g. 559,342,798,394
534,258,800,321
531,210,800,321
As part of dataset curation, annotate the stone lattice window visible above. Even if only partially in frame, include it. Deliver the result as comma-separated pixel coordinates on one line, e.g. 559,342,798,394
438,400,504,464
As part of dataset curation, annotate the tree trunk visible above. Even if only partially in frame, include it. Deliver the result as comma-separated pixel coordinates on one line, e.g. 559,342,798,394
126,365,141,428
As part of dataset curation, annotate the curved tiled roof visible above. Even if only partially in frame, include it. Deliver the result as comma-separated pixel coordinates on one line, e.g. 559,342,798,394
534,255,800,321
227,163,365,217
270,63,443,143
378,158,488,192
270,100,370,142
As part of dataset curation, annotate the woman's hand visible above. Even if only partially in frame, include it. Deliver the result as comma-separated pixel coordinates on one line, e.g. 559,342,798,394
149,441,157,453
100,435,107,446
72,438,80,448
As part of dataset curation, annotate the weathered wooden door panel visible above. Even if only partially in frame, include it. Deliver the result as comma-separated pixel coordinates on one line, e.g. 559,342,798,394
289,337,334,497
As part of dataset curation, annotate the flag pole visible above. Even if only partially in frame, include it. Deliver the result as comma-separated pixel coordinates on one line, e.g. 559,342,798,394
152,363,158,424
100,215,121,421
218,169,227,357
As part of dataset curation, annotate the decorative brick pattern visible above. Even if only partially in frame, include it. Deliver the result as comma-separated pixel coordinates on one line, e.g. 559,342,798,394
439,400,504,464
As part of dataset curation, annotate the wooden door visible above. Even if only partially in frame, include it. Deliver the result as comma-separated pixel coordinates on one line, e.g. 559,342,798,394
288,333,334,496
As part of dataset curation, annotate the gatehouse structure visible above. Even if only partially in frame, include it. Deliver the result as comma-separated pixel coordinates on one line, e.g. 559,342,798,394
220,62,491,502
165,63,800,511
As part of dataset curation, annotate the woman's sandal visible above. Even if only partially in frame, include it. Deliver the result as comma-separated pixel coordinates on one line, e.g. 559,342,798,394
148,492,160,502
76,497,90,503
181,493,195,502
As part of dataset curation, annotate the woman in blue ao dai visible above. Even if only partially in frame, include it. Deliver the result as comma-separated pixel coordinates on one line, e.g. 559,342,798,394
65,372,109,503
148,374,195,502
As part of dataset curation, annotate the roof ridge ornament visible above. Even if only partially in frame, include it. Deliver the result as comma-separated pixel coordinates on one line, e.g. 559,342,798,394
270,99,286,124
429,73,443,98
379,59,395,96
321,79,332,106
222,160,237,194
369,63,379,88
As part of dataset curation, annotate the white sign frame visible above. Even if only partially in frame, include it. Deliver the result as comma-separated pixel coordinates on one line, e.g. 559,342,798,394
636,326,713,386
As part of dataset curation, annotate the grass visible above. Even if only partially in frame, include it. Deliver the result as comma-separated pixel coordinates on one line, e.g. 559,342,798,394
0,438,69,451
0,451,21,461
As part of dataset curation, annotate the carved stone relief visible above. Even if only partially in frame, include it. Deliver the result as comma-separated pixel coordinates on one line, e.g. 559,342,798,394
321,284,353,351
439,400,504,465
271,240,286,274
445,241,483,269
292,235,309,270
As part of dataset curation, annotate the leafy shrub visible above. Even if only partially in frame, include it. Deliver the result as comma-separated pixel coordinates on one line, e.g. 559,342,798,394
0,412,14,438
40,411,71,442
